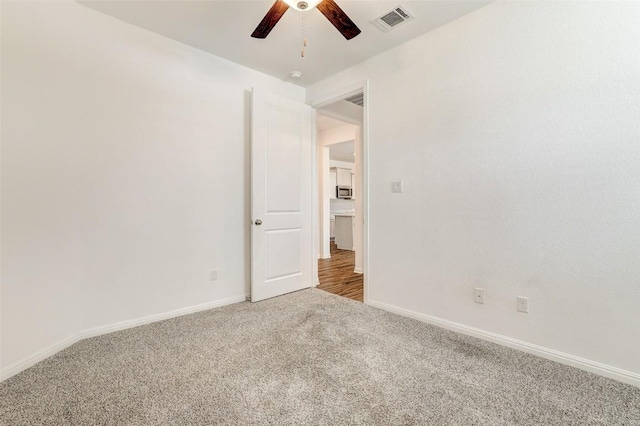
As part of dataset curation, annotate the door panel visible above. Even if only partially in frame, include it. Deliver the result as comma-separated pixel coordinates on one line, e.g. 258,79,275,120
251,90,313,302
266,229,302,280
265,108,302,212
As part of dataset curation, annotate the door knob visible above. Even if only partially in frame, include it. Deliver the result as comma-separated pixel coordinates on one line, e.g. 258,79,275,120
254,219,262,226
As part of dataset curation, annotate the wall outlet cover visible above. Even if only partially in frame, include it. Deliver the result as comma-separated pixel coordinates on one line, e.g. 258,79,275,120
391,180,404,193
517,296,529,313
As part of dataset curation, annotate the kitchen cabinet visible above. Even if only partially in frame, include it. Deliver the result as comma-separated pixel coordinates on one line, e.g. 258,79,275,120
330,171,337,199
336,168,352,186
334,215,353,251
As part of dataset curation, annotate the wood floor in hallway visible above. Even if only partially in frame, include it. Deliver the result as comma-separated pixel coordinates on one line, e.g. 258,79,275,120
317,241,363,302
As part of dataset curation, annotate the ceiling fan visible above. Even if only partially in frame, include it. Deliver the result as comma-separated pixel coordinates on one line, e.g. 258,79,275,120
251,0,361,40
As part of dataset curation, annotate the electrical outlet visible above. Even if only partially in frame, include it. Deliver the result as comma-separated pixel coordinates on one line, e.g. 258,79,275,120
517,296,529,313
474,288,485,304
210,269,218,281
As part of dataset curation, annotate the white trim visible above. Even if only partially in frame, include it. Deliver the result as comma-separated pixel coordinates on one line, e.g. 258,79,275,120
308,80,370,304
368,299,640,388
311,106,319,290
361,81,370,304
79,295,246,339
0,295,246,382
310,82,367,110
317,109,361,127
354,267,363,274
0,334,80,383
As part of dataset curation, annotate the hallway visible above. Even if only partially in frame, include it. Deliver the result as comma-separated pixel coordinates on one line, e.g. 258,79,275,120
317,241,363,302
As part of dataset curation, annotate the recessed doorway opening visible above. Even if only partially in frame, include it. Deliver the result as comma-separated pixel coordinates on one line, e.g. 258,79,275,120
315,92,364,302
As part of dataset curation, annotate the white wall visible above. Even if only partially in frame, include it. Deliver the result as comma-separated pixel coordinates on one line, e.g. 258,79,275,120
308,1,640,379
319,125,357,148
1,0,303,376
318,147,331,259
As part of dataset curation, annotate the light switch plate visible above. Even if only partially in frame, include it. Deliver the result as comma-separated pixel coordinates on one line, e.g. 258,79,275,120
391,180,404,193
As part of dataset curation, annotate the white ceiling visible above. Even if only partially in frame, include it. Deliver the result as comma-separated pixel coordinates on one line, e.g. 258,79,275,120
317,97,361,162
78,0,492,87
330,140,355,163
317,115,347,131
318,114,356,162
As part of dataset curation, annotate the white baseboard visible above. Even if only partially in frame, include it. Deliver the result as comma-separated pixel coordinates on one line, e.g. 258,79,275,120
0,295,246,383
367,299,640,388
0,334,82,384
319,253,331,259
353,267,363,274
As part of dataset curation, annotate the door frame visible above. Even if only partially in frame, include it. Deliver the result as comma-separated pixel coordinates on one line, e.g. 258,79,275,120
308,80,370,304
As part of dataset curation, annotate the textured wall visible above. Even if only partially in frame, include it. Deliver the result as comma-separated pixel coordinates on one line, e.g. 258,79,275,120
1,0,303,372
308,1,640,375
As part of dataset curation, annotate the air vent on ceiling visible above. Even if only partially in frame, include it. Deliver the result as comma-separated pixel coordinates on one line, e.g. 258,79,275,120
371,5,415,33
344,92,364,107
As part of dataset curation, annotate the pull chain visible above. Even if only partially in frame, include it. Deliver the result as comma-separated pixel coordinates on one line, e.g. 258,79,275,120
301,15,307,57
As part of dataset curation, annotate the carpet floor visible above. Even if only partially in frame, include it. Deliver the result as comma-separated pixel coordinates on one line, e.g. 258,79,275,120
1,289,639,425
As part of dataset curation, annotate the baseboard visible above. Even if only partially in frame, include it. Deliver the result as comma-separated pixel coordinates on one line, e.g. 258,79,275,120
0,334,83,384
367,300,640,388
319,253,331,259
0,295,246,383
353,267,363,274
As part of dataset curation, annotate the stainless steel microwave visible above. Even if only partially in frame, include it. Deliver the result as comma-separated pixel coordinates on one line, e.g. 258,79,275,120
336,186,352,199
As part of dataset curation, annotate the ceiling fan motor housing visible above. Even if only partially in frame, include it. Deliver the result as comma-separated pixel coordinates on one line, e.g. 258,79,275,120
251,0,361,40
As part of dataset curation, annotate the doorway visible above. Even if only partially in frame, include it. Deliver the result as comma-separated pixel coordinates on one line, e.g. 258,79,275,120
312,88,366,302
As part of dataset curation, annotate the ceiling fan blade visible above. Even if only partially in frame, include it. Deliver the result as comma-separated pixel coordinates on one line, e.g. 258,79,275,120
251,0,290,39
316,0,361,40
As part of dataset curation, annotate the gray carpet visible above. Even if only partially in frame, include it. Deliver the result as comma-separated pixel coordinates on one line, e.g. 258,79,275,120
1,289,639,425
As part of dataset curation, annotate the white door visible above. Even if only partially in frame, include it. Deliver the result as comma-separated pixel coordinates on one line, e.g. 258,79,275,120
251,89,314,302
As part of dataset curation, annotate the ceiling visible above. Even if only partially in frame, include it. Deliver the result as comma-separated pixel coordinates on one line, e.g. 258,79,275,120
318,114,356,162
330,140,355,163
78,0,492,87
317,115,347,132
317,96,361,163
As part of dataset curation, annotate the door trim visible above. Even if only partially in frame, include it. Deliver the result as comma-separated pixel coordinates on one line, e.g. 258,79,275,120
308,80,370,304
